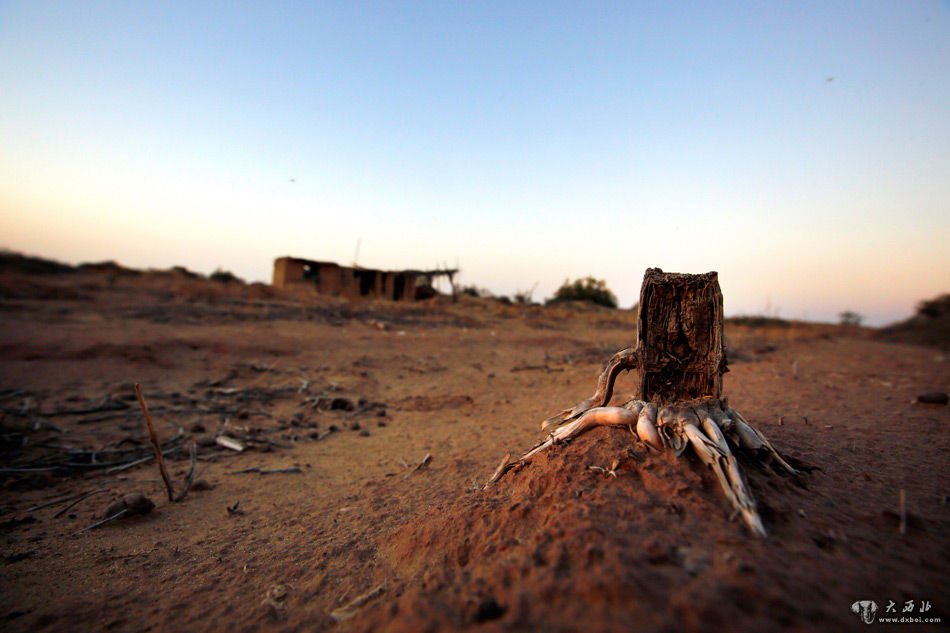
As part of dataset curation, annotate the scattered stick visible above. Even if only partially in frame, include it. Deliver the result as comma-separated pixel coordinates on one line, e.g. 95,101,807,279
215,435,245,452
53,488,110,518
404,453,431,479
173,442,198,502
486,453,511,488
414,453,432,471
74,508,128,535
77,410,132,424
47,397,130,417
28,491,85,512
105,443,183,473
135,383,175,502
330,583,386,622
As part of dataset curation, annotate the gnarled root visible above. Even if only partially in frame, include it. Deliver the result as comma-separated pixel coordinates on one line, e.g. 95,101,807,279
540,347,638,432
487,397,795,537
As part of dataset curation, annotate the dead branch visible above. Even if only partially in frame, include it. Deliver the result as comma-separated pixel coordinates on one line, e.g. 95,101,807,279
135,383,175,502
172,442,198,502
215,435,245,452
330,582,387,622
45,396,130,417
404,453,431,479
74,508,128,535
74,492,154,535
53,488,110,518
540,347,638,431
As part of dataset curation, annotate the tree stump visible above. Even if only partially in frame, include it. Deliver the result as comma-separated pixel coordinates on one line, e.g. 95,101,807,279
486,268,797,537
636,269,725,403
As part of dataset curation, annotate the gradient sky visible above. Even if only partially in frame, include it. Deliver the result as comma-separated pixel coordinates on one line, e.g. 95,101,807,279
1,1,947,325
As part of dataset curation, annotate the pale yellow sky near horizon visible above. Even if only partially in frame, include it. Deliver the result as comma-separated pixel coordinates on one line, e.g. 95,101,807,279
1,2,948,326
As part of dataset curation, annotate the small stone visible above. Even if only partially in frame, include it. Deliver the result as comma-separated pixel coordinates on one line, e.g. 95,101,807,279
105,493,154,518
330,397,355,411
359,429,370,437
349,421,361,431
473,598,506,622
194,434,217,448
916,391,948,405
377,420,387,427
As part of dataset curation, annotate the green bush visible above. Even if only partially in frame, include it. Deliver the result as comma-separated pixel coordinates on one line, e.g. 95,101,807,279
547,277,618,309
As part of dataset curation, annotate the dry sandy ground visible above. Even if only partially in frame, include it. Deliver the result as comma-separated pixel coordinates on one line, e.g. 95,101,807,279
0,268,947,632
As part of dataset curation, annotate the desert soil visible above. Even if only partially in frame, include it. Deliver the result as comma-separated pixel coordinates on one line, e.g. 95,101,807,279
0,268,947,632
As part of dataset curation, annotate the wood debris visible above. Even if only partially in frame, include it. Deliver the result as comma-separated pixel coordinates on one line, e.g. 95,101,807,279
330,583,386,622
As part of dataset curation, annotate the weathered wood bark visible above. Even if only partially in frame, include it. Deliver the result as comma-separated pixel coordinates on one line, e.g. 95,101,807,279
636,268,726,405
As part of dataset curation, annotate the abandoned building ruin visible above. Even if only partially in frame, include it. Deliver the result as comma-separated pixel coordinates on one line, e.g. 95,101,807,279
272,256,458,302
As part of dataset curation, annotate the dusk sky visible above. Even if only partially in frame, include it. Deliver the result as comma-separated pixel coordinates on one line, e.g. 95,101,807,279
1,1,947,325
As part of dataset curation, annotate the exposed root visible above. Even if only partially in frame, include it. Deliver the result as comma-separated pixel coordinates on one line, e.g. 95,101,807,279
486,406,638,488
540,347,638,432
491,396,796,537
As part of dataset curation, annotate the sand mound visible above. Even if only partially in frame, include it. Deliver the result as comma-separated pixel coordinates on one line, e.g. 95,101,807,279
356,428,816,632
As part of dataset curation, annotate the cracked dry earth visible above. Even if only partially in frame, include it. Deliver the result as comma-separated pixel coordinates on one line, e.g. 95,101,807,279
0,269,947,632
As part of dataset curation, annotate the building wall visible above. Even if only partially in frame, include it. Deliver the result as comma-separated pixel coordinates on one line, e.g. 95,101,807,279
272,257,307,287
272,257,429,302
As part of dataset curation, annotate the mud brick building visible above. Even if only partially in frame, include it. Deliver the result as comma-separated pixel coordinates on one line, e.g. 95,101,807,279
272,257,456,302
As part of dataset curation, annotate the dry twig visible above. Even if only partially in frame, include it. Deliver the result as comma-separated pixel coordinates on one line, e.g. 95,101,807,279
330,583,386,622
172,442,198,502
135,383,175,502
53,488,110,518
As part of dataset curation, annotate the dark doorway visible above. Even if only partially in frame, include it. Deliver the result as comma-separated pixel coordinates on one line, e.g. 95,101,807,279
357,270,375,296
393,274,406,301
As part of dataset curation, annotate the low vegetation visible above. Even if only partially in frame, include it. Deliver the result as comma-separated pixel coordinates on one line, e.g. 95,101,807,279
546,277,618,309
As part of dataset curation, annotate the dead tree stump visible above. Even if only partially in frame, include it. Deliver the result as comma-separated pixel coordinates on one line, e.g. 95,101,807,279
487,268,798,537
636,269,725,404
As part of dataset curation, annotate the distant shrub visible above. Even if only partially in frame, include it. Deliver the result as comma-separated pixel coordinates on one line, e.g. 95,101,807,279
78,260,139,276
172,266,202,279
512,282,539,305
459,285,496,299
727,315,791,328
547,277,618,309
839,310,863,327
209,268,242,284
916,294,950,319
0,251,74,275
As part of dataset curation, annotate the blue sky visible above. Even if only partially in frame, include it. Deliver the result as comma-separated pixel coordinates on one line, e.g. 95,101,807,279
1,1,947,325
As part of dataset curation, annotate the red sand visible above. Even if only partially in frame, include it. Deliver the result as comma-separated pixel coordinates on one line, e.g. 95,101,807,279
1,267,946,631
